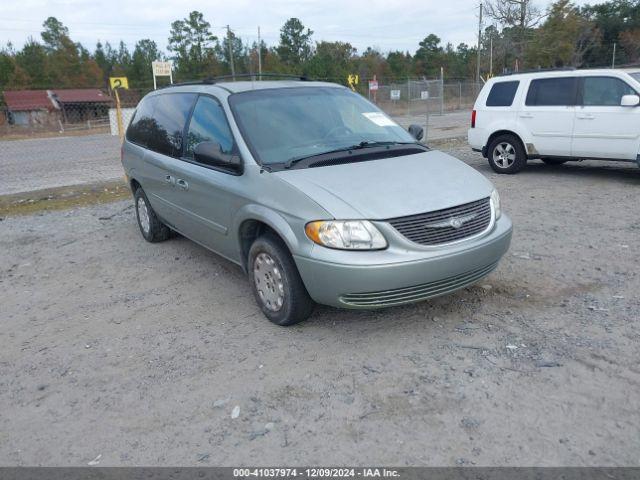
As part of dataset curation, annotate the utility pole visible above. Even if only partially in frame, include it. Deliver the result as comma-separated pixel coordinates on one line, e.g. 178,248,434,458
612,42,617,68
476,2,483,84
258,26,262,77
489,30,493,77
227,25,236,80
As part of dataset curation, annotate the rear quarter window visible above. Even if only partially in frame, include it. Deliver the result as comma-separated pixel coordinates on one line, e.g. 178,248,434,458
485,81,519,107
126,96,157,147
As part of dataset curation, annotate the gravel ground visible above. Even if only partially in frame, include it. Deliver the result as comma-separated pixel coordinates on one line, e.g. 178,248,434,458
1,145,639,466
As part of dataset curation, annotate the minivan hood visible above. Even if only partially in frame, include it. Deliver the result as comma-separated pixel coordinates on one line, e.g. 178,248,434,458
273,150,494,219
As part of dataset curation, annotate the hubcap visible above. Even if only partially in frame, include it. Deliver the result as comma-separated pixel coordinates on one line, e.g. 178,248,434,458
492,142,516,168
253,252,285,312
137,196,150,234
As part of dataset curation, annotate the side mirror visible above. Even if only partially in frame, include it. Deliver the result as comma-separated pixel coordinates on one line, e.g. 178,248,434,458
408,124,424,141
621,94,640,107
193,141,241,171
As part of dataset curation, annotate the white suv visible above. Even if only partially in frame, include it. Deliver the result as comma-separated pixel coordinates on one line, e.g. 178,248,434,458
468,68,640,173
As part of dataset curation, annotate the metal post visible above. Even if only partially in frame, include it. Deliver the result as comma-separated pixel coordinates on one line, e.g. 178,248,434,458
476,2,483,84
407,78,410,116
425,91,429,144
114,88,124,142
612,43,617,68
458,82,462,110
440,67,444,115
227,25,236,80
489,32,493,77
258,26,262,77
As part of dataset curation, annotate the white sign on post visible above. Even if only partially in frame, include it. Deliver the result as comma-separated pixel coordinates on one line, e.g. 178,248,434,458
152,61,173,89
390,89,401,100
368,80,378,91
420,91,430,100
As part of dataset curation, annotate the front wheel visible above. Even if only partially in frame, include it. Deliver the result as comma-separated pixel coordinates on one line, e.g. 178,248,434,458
248,234,315,326
487,134,527,174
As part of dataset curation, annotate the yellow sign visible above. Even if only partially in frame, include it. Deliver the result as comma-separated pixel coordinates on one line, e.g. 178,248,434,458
109,77,129,89
347,74,359,91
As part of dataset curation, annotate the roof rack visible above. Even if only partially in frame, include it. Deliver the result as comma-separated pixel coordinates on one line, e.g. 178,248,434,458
499,67,576,76
163,73,309,88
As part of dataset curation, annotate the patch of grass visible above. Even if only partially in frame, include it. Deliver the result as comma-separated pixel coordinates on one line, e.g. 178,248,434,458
0,180,130,218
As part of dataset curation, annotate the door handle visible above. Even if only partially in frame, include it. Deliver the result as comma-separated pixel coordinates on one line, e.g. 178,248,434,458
164,174,175,185
577,114,595,120
519,113,533,118
176,179,189,191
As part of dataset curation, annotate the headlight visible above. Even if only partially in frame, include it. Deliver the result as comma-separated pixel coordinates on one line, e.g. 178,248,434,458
490,189,501,219
305,220,387,250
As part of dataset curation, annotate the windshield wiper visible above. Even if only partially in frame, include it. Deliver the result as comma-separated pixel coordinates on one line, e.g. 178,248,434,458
283,141,417,169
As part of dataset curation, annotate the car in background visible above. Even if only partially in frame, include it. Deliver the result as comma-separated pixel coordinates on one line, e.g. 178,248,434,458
468,68,640,173
122,79,512,325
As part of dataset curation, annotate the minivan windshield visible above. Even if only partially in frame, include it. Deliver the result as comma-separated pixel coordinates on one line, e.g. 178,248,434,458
630,72,640,84
229,87,416,165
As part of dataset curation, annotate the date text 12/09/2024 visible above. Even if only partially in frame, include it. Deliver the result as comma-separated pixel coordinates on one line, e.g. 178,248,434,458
233,468,400,478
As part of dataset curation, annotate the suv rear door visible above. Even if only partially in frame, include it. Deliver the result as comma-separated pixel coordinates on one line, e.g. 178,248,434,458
520,76,578,156
572,75,640,160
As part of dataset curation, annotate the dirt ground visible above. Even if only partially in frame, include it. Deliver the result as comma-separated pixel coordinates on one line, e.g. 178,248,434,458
1,143,639,466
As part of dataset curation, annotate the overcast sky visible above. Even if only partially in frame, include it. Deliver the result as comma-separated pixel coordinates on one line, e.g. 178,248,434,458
2,0,594,55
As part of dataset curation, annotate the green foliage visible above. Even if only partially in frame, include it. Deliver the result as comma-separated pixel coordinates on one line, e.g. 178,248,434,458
0,3,638,93
528,0,601,67
168,11,219,79
277,18,314,70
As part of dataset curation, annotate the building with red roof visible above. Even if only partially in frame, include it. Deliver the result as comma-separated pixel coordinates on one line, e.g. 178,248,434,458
2,90,56,126
2,88,113,126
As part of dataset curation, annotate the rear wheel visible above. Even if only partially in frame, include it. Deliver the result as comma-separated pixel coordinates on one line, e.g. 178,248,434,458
487,134,527,174
542,158,568,165
134,187,171,243
248,233,315,326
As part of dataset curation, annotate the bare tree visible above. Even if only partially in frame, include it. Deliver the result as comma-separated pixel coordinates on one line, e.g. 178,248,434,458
484,0,544,67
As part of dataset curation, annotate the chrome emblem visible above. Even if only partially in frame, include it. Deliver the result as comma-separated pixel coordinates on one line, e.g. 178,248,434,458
425,213,477,230
450,217,464,229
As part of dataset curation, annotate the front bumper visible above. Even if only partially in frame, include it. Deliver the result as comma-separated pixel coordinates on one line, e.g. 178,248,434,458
293,215,512,309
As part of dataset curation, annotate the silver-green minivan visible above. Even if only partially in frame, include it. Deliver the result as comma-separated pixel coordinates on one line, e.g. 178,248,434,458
122,79,512,325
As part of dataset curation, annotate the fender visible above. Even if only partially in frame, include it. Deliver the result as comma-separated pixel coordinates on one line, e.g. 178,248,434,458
232,204,316,266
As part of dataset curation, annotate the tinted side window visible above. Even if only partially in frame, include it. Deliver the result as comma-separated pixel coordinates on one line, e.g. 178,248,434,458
185,96,235,159
582,77,636,106
146,93,197,157
486,81,519,107
126,96,157,146
525,77,577,106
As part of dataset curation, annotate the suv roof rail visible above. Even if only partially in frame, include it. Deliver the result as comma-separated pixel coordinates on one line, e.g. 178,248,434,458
499,67,577,76
162,73,310,88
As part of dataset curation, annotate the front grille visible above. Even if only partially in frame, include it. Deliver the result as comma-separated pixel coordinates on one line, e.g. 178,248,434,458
387,197,491,246
340,261,498,307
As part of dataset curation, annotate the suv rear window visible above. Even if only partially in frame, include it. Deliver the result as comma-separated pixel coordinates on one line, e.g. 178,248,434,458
525,77,578,106
486,81,519,107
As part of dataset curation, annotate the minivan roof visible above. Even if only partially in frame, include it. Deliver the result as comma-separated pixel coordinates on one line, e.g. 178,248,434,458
162,80,343,94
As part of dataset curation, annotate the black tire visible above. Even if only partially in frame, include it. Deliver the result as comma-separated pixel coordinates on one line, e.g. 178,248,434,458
542,158,568,165
248,233,315,326
487,134,527,174
133,187,171,243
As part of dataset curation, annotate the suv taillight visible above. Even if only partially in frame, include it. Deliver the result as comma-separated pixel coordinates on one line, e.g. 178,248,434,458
471,110,477,128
